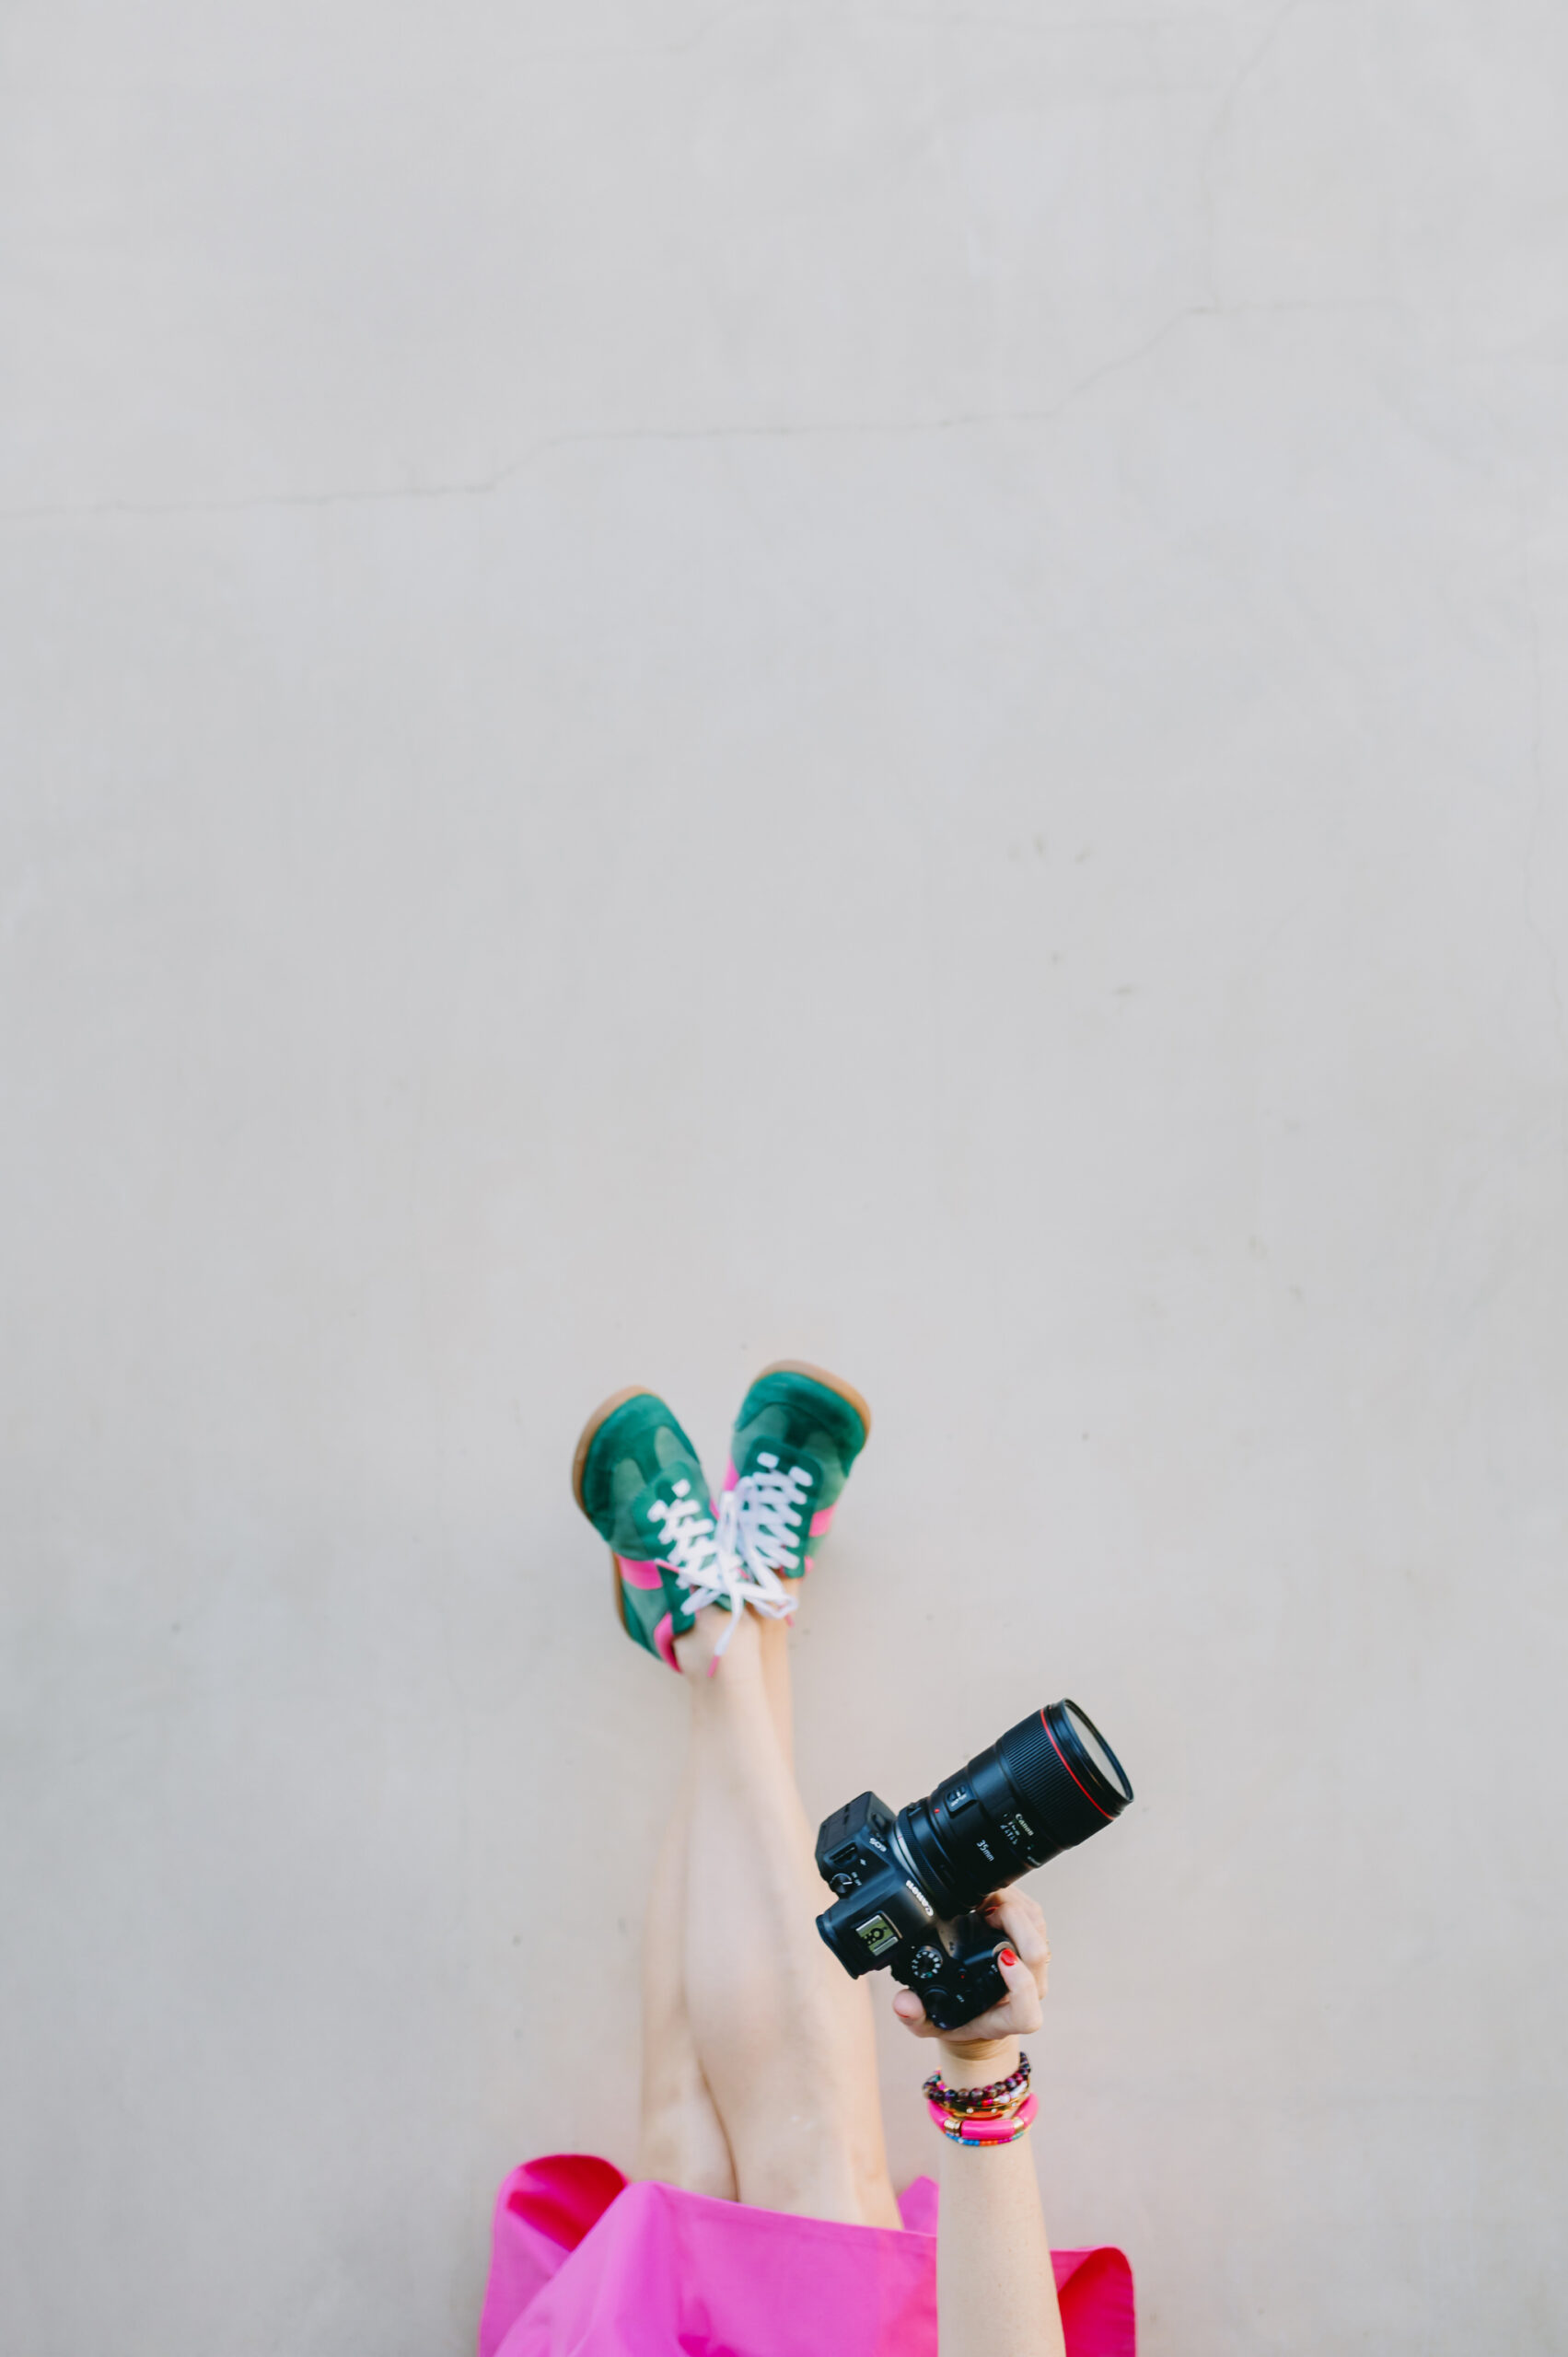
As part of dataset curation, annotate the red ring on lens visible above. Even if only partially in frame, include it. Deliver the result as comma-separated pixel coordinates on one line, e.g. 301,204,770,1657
1039,1709,1114,1819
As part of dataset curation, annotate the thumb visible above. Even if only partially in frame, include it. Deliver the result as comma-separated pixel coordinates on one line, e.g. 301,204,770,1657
997,1945,1035,2001
893,1990,927,2025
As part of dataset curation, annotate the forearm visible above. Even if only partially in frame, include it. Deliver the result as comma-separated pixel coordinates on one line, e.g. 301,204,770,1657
933,2039,1065,2357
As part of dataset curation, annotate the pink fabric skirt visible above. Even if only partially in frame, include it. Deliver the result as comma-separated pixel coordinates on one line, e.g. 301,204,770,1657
479,2154,1135,2356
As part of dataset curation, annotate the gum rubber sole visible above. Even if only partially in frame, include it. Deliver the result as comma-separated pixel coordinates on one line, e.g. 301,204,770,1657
570,1383,657,1514
570,1384,659,1641
753,1358,873,1440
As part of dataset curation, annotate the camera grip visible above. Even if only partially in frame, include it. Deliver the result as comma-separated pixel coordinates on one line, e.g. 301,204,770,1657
900,1927,1012,2032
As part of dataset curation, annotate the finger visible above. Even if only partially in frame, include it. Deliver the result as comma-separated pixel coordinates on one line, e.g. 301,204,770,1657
892,1988,929,2030
981,1888,1045,1952
997,1947,1040,2007
940,1957,1043,2046
941,1994,1033,2045
983,1893,1051,1980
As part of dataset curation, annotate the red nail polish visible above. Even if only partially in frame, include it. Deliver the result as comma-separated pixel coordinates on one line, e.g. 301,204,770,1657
999,1947,1017,1968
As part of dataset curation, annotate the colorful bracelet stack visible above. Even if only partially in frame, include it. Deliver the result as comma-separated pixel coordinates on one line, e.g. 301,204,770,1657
923,2051,1036,2147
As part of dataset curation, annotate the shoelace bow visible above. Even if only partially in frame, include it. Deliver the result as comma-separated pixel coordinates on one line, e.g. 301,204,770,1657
643,1457,814,1657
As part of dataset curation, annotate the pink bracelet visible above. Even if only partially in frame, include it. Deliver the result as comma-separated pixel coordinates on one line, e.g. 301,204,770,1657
927,2091,1038,2146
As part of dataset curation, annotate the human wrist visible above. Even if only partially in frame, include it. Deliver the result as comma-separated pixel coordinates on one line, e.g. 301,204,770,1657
933,2035,1020,2088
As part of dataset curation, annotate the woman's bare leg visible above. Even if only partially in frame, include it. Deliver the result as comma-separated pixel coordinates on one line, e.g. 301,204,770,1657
756,1610,794,1771
633,1612,805,2192
635,1608,892,2216
675,1604,900,2225
635,1772,738,2195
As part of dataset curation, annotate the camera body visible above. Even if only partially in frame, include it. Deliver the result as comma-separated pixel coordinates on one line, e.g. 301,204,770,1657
814,1790,1016,2030
814,1700,1133,2033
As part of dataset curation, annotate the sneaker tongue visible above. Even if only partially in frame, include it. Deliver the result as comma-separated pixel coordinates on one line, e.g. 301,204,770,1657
743,1404,840,1480
749,1426,838,1486
744,1433,852,1527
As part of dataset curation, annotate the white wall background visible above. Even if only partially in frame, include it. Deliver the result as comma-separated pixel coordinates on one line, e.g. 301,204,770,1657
3,4,1566,2351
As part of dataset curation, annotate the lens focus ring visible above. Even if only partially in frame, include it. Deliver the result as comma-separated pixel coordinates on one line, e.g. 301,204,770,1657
993,1703,1129,1862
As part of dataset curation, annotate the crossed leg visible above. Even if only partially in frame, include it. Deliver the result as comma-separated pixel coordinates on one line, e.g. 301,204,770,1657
635,1608,900,2227
635,1774,738,2197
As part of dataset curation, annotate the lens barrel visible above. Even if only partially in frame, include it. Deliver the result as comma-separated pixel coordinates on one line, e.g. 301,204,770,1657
895,1699,1132,1919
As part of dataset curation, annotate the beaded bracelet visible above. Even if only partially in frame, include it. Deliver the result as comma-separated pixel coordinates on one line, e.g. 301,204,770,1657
928,2092,1038,2147
922,2050,1031,2117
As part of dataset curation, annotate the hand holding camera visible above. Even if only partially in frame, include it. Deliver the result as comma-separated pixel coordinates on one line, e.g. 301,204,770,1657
892,1886,1051,2045
813,1698,1132,2033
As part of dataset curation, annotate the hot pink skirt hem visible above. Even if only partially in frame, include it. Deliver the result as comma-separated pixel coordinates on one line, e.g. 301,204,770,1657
479,2153,1135,2355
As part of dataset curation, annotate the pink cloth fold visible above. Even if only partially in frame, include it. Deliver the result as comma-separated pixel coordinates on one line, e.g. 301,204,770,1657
479,2154,1134,2356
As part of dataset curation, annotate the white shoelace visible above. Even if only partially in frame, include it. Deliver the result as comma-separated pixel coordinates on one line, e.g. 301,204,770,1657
730,1450,815,1579
644,1477,796,1657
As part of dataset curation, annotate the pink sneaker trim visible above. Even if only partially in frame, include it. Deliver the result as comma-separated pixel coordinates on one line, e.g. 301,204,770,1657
723,1459,739,1491
653,1611,680,1673
808,1505,835,1537
617,1557,664,1591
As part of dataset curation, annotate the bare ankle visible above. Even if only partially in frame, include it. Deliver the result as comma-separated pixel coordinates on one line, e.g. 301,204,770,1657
675,1602,762,1683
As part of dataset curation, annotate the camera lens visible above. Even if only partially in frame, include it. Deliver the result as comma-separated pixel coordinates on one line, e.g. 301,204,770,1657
1060,1701,1130,1797
893,1698,1132,1918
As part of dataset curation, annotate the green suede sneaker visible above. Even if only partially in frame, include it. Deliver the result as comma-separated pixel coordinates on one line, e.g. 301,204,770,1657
572,1387,792,1669
725,1360,872,1584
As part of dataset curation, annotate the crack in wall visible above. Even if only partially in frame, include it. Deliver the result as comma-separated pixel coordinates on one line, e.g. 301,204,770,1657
1198,0,1306,305
0,299,1386,530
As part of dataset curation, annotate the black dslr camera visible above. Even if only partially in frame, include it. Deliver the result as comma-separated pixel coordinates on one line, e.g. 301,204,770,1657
814,1700,1132,2031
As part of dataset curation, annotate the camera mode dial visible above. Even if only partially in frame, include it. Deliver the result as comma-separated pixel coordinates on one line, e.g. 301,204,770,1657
909,1945,944,1982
